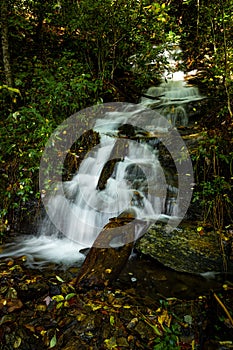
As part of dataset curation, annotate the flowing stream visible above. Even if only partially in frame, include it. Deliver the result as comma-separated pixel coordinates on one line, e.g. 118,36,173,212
141,71,205,127
0,72,204,268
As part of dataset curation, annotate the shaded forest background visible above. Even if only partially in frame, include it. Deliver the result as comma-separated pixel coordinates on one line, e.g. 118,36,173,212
0,0,232,237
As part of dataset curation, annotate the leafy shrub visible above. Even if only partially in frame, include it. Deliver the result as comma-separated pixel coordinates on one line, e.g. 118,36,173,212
192,129,233,230
0,54,104,233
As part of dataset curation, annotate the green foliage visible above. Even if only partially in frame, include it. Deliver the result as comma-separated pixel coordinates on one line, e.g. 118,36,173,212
153,325,181,350
0,36,108,231
192,130,233,230
23,56,104,118
179,0,233,113
0,0,177,233
59,0,172,83
153,300,181,350
0,58,104,231
0,107,54,226
1,0,232,235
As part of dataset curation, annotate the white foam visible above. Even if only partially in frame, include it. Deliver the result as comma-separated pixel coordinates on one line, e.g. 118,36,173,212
0,235,85,268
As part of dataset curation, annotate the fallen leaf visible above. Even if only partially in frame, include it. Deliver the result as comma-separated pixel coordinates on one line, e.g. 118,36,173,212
65,293,76,301
25,277,37,284
127,317,138,329
56,302,64,309
76,313,86,321
35,304,47,312
13,336,21,348
9,265,23,272
101,310,109,315
7,259,14,266
91,304,102,311
104,337,118,349
24,324,35,332
6,287,18,299
110,315,114,326
0,314,15,325
0,299,7,309
52,295,64,302
49,334,57,348
158,309,172,329
44,296,52,306
7,299,23,313
0,286,8,294
56,275,65,283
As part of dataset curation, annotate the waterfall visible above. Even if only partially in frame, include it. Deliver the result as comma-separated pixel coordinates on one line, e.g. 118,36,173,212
40,106,178,249
141,78,204,128
0,102,193,267
141,44,205,128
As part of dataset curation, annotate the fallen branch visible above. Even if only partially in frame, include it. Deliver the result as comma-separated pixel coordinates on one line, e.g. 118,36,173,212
213,292,233,328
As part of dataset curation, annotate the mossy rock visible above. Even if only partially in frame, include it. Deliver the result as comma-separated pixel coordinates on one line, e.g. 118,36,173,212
136,223,230,273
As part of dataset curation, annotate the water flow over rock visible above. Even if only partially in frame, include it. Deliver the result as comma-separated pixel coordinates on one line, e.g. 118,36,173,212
0,104,188,267
141,72,205,127
42,108,178,249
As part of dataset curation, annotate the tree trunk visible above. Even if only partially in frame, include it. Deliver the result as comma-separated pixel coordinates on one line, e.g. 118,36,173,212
75,214,138,290
1,0,13,87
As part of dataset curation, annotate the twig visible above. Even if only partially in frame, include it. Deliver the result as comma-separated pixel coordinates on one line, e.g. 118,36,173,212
213,292,233,327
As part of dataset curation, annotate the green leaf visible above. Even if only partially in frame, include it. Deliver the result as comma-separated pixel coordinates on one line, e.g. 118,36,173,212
52,294,64,302
0,85,21,95
49,334,57,348
56,301,64,309
65,293,76,300
104,337,118,349
13,336,22,348
110,315,115,326
91,305,102,311
150,323,162,336
56,275,65,282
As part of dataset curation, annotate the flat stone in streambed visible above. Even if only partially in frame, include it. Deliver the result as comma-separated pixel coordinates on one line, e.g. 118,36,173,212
136,223,232,273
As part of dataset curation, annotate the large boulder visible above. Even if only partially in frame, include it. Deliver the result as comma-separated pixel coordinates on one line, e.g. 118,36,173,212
136,223,232,274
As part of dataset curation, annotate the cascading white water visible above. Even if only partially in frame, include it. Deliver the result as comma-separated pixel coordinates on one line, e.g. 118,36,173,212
141,63,205,128
41,107,177,248
141,80,203,107
0,104,182,267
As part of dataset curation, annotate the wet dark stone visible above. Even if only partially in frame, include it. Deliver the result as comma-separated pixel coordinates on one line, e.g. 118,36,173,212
136,223,231,274
49,283,61,296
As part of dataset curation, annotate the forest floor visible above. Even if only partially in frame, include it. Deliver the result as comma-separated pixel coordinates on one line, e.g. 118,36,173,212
0,253,233,350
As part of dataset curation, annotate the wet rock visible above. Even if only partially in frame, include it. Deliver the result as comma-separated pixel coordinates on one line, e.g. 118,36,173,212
136,223,230,273
49,283,61,296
